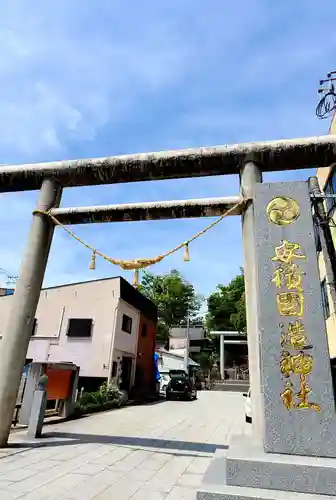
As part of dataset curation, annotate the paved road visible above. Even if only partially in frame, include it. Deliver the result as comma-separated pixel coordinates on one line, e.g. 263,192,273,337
0,391,250,500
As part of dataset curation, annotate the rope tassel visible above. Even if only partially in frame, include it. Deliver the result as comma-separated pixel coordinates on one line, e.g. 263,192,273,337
183,244,190,262
89,251,96,270
132,269,140,287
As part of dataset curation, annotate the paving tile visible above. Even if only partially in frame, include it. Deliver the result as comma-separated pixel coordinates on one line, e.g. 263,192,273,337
177,472,203,487
111,449,153,472
1,467,37,482
0,480,14,488
165,485,197,500
6,464,69,493
72,463,108,475
25,459,64,472
94,478,143,499
128,464,157,481
0,461,31,474
141,454,171,471
57,477,111,499
91,446,132,465
20,473,89,500
89,468,123,486
68,447,111,465
144,470,181,493
0,456,21,466
130,487,168,500
47,447,85,461
166,455,194,472
185,457,211,474
0,491,25,500
0,457,38,471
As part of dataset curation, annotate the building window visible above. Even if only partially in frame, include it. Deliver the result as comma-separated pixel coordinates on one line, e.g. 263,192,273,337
141,324,147,338
67,318,93,338
122,314,132,334
31,318,37,336
321,279,330,319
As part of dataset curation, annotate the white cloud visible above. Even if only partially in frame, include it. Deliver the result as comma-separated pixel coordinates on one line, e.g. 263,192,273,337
0,0,336,296
0,0,195,160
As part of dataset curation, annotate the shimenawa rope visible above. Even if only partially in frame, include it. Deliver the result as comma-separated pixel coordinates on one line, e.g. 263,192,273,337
33,200,243,286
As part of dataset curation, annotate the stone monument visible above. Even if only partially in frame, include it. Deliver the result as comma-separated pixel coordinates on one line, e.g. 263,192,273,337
198,181,336,499
27,374,48,439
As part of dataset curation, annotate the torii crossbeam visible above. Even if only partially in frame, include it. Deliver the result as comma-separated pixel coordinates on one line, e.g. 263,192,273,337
0,135,335,192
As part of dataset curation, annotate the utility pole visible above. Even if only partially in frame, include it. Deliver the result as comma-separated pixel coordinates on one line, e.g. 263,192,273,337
183,313,190,375
309,176,336,309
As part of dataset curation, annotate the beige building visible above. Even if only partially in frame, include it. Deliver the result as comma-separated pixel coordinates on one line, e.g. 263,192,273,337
316,114,336,360
0,277,157,394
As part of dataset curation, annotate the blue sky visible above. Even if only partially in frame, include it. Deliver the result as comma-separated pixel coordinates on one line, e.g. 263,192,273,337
0,0,335,306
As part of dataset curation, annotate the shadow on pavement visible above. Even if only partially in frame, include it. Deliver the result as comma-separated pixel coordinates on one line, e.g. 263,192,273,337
8,431,229,455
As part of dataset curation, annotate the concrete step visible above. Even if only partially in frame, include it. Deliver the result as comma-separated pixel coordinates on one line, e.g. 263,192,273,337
197,483,336,500
210,383,249,392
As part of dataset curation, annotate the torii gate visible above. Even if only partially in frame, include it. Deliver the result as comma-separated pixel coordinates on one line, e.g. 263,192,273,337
1,135,336,499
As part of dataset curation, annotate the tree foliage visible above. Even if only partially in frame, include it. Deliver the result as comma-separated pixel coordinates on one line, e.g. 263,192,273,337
139,269,202,341
206,270,246,333
192,350,215,372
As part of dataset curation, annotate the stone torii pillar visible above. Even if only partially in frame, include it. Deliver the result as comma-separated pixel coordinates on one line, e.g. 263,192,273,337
240,162,263,441
0,180,62,447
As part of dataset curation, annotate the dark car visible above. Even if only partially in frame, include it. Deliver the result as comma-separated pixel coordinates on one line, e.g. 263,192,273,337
166,370,197,401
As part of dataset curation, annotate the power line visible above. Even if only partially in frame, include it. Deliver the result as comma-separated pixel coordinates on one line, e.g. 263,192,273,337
0,268,18,285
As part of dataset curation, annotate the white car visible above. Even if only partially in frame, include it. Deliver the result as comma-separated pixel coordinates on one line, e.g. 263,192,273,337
159,374,170,396
243,388,251,423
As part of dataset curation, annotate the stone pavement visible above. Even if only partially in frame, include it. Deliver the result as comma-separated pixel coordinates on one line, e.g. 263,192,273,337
0,391,249,500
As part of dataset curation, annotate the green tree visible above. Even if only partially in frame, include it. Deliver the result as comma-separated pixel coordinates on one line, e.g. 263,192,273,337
192,350,215,374
206,270,246,333
230,292,246,332
139,269,202,342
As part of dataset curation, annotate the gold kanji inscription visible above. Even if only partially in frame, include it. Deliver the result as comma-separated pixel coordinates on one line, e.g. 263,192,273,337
280,376,320,412
272,240,307,266
280,350,314,378
272,264,304,291
291,352,314,375
280,351,294,378
276,291,304,317
285,264,304,291
281,380,295,410
272,268,283,288
280,321,312,350
296,374,321,412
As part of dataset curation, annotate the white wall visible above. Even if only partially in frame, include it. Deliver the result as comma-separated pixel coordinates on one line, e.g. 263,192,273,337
0,279,122,378
159,352,185,373
111,300,140,387
169,338,187,350
113,299,140,356
170,327,204,340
